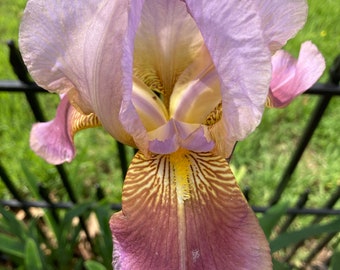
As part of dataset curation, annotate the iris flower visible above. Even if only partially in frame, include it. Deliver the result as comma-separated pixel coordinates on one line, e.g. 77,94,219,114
19,0,324,269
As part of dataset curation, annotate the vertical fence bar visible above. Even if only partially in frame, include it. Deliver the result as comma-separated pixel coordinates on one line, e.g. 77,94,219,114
278,189,310,234
270,94,332,206
116,141,128,179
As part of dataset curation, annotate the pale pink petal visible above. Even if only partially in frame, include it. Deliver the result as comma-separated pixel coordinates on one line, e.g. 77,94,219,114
269,41,325,108
30,95,74,165
80,0,137,148
116,0,149,153
20,0,135,147
19,0,105,113
253,0,308,52
148,121,179,154
148,119,214,154
185,0,272,153
173,121,214,152
111,151,272,269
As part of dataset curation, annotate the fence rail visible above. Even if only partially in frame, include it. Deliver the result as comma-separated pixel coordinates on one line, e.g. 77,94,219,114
1,41,340,269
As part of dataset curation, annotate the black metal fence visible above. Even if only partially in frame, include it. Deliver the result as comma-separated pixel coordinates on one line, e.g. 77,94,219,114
1,41,340,269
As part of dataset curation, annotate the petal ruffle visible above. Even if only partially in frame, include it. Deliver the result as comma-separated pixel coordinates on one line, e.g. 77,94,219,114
148,119,214,154
30,95,100,165
268,41,325,108
185,0,272,155
30,95,75,164
110,151,271,269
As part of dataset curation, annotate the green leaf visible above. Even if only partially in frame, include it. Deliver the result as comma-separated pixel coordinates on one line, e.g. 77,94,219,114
24,238,43,270
54,202,93,267
259,202,289,239
271,217,340,252
0,205,27,240
0,233,24,258
84,260,107,270
21,163,60,239
61,202,93,230
273,259,291,270
330,244,340,270
92,203,113,268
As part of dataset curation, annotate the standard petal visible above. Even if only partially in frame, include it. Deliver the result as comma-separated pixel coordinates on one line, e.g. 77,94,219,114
110,151,271,270
170,45,221,124
20,0,135,147
19,0,108,113
30,95,100,165
253,0,308,52
120,0,204,154
133,0,203,97
268,41,325,108
185,0,272,153
81,0,137,148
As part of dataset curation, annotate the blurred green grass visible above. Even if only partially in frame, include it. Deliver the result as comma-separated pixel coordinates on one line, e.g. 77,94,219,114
0,0,339,210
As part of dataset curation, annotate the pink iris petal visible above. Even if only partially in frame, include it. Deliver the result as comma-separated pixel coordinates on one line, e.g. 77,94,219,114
253,0,308,52
117,0,149,153
174,121,214,152
148,120,179,154
148,119,214,154
19,0,102,113
269,41,326,108
84,0,144,148
185,0,272,149
20,0,135,148
111,151,272,269
30,95,75,165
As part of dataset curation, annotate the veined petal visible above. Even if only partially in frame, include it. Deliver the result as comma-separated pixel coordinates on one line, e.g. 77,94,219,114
30,95,100,165
111,151,271,270
83,0,137,148
19,0,109,113
268,41,325,108
253,0,308,52
185,0,272,154
170,45,221,124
